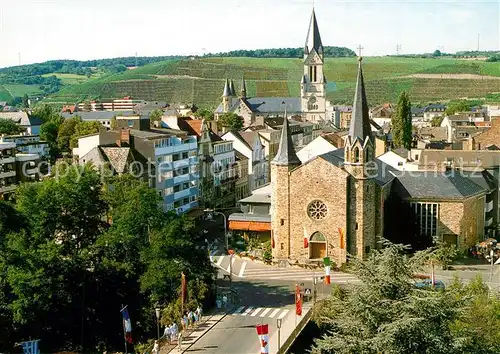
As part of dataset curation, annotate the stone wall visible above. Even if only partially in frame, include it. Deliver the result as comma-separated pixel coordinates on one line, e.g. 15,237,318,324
271,164,291,260
288,158,349,266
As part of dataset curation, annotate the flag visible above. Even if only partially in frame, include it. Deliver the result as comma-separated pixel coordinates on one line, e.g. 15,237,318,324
324,257,331,284
256,324,269,354
181,272,187,305
338,228,344,249
121,306,133,344
295,284,302,316
20,340,40,354
303,227,308,248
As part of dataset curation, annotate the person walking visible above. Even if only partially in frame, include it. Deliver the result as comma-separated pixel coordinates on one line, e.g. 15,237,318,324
164,323,171,345
188,310,194,328
196,305,202,322
152,340,159,354
178,331,183,351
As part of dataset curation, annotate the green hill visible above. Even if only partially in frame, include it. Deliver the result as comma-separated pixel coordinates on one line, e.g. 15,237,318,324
46,57,500,107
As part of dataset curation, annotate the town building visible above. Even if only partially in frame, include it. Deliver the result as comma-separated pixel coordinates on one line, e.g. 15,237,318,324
234,151,250,201
0,134,49,158
423,104,447,121
440,112,487,143
214,9,329,125
0,111,43,135
61,111,137,129
221,130,268,192
74,115,199,214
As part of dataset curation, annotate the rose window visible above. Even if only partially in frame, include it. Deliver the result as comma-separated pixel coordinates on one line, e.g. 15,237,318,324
307,200,328,220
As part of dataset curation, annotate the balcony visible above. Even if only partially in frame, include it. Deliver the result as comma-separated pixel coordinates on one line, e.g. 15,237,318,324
0,156,15,164
0,170,16,179
173,173,190,185
0,184,16,194
486,217,493,227
485,200,494,213
173,188,192,200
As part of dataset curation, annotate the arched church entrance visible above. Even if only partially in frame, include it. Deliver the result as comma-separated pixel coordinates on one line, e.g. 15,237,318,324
309,232,327,259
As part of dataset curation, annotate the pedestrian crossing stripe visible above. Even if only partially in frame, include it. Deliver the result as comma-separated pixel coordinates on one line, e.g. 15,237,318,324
232,307,290,320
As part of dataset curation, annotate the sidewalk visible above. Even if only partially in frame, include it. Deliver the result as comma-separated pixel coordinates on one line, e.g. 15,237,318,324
268,305,312,354
160,310,228,354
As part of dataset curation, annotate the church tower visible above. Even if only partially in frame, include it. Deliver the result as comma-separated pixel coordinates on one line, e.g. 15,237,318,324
239,77,247,99
271,115,301,261
344,57,376,259
222,79,231,113
301,8,327,123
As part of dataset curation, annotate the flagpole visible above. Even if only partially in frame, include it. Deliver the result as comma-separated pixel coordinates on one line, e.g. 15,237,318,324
121,304,127,354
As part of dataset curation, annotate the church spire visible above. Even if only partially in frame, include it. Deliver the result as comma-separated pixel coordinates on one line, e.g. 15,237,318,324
304,8,323,56
222,79,230,97
240,77,247,98
272,107,300,166
229,79,236,96
348,57,371,142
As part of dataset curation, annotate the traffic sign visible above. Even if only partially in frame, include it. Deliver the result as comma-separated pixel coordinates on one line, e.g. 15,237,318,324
304,288,312,295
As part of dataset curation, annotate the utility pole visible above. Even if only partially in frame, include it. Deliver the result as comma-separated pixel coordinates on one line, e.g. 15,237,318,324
135,52,138,67
356,45,364,57
477,34,480,52
18,53,21,66
396,44,402,56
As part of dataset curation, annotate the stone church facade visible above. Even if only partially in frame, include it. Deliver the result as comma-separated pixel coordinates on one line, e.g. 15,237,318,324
214,9,328,125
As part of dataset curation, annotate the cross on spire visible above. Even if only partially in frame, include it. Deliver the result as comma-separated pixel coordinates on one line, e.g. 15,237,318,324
356,45,364,57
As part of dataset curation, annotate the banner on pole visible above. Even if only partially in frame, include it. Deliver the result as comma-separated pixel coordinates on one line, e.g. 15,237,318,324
181,272,187,305
323,257,331,284
303,227,308,248
120,306,133,344
295,284,302,316
256,324,269,354
338,228,344,249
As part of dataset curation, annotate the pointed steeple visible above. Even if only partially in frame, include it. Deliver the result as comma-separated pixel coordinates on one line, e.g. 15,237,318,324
229,80,236,96
240,77,247,98
222,79,230,97
348,57,371,142
304,8,323,56
272,107,301,166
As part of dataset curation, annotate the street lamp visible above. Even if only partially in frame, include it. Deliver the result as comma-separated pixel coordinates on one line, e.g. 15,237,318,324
277,318,282,351
204,209,232,290
154,304,161,340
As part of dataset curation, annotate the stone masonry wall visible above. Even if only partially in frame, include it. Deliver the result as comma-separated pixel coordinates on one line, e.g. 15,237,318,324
439,202,463,243
271,165,291,260
288,158,349,267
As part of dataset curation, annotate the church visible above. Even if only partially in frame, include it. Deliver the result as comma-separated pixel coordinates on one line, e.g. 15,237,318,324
214,9,328,125
270,57,494,266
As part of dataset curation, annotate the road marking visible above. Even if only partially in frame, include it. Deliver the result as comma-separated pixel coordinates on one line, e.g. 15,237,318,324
250,308,262,317
238,261,247,277
233,306,245,314
269,309,280,318
259,308,272,317
241,307,254,316
278,310,289,319
216,255,225,266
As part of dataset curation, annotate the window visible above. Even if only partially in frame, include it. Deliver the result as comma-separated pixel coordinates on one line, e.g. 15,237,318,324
166,203,174,211
411,202,438,237
174,185,181,193
182,152,189,159
307,200,328,220
397,161,404,166
353,147,360,163
127,120,134,127
164,187,173,195
280,219,284,226
173,154,180,161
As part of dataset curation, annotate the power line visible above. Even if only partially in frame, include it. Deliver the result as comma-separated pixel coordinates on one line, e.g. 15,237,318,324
356,45,364,57
396,44,402,55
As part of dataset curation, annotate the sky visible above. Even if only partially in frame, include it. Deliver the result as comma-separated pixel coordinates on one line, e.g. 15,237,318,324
0,0,499,68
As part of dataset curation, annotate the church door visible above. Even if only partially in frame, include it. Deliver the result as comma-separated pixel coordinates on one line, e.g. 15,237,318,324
309,232,327,259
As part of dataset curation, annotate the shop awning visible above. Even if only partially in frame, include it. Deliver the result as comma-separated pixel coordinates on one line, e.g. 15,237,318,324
229,220,271,232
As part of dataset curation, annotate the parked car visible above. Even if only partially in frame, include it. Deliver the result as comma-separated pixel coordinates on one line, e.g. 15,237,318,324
415,278,445,290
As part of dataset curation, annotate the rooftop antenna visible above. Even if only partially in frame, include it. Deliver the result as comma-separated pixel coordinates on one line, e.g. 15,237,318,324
477,33,480,52
356,45,364,57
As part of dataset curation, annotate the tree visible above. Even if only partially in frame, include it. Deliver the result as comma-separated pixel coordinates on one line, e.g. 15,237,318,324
392,91,412,149
57,117,81,152
110,116,117,129
433,49,442,57
194,108,214,121
69,120,101,149
311,241,500,354
445,100,471,116
218,112,244,131
0,118,22,135
431,115,444,127
149,109,163,124
22,94,29,109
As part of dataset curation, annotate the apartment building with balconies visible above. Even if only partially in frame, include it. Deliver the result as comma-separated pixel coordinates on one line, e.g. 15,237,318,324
0,142,17,199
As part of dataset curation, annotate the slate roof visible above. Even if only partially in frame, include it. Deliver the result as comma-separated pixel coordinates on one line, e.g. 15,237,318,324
229,80,236,96
423,104,446,112
392,148,409,159
318,148,397,186
349,58,371,142
239,131,258,148
418,127,447,141
223,130,253,151
272,116,301,166
305,8,323,55
100,147,131,174
222,79,231,97
177,117,203,136
0,101,7,107
394,171,488,200
245,97,301,113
